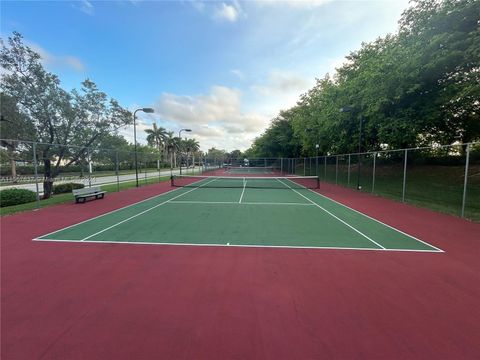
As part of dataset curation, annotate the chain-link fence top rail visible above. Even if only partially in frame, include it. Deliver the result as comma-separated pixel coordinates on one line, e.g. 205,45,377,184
1,140,479,221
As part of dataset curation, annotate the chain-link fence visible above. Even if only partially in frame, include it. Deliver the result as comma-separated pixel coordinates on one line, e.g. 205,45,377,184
0,139,207,209
304,143,478,221
1,140,478,221
223,143,479,221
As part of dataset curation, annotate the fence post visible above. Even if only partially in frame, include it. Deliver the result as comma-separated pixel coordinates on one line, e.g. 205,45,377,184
372,152,376,193
335,155,339,184
461,143,471,218
402,149,408,202
157,154,164,182
87,148,92,188
324,156,327,181
316,156,319,177
348,154,351,187
144,155,147,184
32,141,40,209
304,157,306,176
280,158,283,174
115,151,120,192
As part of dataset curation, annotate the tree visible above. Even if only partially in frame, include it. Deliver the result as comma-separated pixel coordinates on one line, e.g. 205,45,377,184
244,0,480,157
182,138,200,167
205,147,227,166
0,32,132,198
145,123,167,169
0,92,35,179
90,133,131,170
164,131,181,168
228,150,243,162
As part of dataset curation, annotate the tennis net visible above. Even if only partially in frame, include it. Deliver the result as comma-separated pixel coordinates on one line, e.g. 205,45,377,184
171,175,320,189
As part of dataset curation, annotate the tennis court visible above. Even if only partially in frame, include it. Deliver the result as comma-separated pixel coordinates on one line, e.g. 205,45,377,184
35,175,442,252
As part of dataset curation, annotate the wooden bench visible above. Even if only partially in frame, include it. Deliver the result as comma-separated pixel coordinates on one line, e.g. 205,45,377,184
73,186,106,203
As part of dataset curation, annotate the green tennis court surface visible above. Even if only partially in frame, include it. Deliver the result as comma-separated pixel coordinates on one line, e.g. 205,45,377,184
35,176,442,252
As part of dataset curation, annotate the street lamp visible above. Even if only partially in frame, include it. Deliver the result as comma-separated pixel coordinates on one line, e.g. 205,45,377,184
340,106,363,190
178,128,192,174
133,107,155,187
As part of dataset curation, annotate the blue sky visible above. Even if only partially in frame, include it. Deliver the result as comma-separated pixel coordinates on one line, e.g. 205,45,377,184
1,0,410,151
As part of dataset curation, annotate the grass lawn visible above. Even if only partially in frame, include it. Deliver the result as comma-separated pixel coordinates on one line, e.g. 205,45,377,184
0,176,171,217
323,163,480,222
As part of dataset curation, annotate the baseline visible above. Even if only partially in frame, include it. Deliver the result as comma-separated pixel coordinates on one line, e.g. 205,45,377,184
31,238,443,253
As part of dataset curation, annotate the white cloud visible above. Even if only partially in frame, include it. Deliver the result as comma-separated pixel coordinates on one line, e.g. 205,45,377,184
252,70,311,97
152,86,270,151
73,0,95,16
214,2,240,22
29,43,86,72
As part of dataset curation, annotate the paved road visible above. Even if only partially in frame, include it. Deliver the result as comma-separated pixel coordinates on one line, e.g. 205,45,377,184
0,167,200,194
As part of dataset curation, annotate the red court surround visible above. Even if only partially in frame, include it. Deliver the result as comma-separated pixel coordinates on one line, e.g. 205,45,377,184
2,181,479,359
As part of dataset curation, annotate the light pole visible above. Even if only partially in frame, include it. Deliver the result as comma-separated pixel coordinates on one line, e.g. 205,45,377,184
178,128,192,175
133,107,155,187
340,106,363,190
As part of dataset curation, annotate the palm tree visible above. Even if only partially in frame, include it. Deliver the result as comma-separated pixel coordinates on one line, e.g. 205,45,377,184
183,138,200,168
145,123,167,170
165,132,181,168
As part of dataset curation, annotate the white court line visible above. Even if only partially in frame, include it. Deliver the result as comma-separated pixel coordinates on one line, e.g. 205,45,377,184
239,177,246,203
302,186,444,252
169,200,314,206
32,238,443,253
80,178,218,241
277,178,386,250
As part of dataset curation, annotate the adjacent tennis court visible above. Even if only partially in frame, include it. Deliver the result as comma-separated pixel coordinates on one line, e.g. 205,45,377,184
35,175,442,252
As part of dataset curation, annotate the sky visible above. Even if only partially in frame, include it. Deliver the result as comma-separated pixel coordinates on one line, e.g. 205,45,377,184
1,0,410,151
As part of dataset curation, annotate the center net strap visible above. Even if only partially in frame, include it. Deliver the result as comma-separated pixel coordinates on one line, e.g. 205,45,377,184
171,175,320,189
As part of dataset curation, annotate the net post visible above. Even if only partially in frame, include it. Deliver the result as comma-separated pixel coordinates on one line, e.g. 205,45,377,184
32,141,40,209
402,148,408,202
316,176,320,189
303,157,306,176
170,175,174,187
280,158,283,174
461,143,470,218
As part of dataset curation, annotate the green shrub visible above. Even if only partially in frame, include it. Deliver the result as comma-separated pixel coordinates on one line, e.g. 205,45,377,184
53,182,85,194
0,188,37,207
